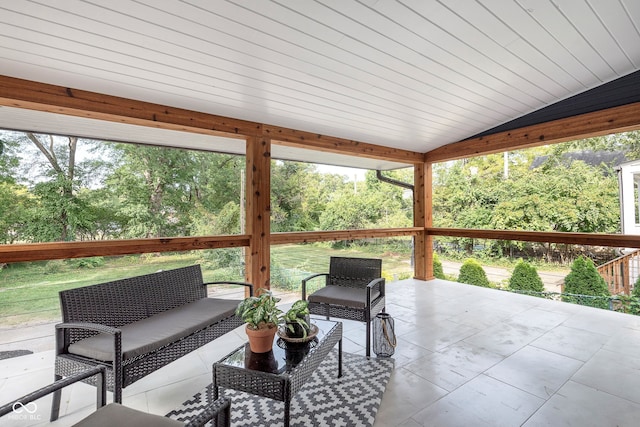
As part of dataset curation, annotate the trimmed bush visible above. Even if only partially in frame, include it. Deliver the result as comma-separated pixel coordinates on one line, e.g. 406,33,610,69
458,258,490,288
563,256,610,309
433,253,445,279
509,259,544,292
633,276,640,298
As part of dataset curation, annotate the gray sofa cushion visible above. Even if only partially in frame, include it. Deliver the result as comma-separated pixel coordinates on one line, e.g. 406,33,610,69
308,286,380,308
73,403,183,427
68,298,238,361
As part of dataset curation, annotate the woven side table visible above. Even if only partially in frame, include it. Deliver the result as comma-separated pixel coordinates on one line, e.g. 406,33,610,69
213,319,342,427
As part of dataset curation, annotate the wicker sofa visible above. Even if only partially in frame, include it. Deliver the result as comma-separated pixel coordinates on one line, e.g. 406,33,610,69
51,265,252,421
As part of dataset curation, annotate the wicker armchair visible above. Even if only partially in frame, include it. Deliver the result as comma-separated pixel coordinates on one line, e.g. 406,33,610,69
0,365,231,426
302,257,385,357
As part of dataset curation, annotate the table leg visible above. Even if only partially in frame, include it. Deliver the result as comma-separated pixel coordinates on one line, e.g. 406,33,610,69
338,338,343,378
285,399,290,427
212,369,219,400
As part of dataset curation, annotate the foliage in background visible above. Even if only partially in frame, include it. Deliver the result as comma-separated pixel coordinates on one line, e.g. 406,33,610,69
0,130,415,245
433,135,629,261
457,258,491,288
509,259,544,292
563,256,611,309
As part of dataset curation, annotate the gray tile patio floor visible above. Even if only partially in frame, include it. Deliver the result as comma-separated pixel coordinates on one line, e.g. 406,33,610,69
2,278,640,426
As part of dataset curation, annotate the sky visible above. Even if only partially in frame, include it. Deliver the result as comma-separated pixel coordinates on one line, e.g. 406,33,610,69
315,164,367,181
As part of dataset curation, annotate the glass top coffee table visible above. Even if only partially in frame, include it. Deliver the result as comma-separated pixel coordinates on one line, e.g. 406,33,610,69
213,319,342,427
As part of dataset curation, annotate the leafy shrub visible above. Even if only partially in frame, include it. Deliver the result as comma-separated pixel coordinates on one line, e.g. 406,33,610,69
433,253,445,279
620,277,640,315
457,259,490,288
202,248,243,271
509,259,544,292
69,256,105,269
382,270,414,282
563,256,610,309
44,260,66,274
270,263,301,291
381,270,394,283
633,276,640,298
396,271,413,280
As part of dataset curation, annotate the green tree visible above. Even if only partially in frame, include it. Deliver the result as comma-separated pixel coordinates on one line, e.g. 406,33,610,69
271,161,320,232
563,256,610,309
458,259,490,287
0,182,31,243
106,144,197,238
15,133,103,242
509,259,544,292
319,189,376,230
189,152,243,213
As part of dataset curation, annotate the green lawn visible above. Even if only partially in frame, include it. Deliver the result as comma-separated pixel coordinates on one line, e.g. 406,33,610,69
0,243,414,326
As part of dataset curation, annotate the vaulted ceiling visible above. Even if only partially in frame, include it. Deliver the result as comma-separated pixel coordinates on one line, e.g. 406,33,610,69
0,0,639,168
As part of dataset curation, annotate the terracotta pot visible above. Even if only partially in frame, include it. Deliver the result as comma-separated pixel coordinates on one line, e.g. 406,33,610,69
245,324,277,353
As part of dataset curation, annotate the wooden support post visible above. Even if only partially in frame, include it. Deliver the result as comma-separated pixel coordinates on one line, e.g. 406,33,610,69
425,162,434,279
414,162,434,280
245,136,271,293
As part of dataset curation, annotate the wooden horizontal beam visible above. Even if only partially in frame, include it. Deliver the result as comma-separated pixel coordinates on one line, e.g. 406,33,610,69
266,127,424,164
427,227,640,248
0,235,250,263
0,75,260,139
425,102,640,163
0,75,420,165
271,228,422,245
4,227,640,264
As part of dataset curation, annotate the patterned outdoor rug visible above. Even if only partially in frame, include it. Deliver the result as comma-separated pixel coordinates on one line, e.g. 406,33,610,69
167,351,394,427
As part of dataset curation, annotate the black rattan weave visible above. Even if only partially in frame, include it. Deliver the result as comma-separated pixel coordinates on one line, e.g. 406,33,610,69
213,320,342,427
51,265,251,422
302,257,385,357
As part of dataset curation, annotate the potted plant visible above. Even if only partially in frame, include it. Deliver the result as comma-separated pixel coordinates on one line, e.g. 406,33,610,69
235,289,283,353
280,300,311,339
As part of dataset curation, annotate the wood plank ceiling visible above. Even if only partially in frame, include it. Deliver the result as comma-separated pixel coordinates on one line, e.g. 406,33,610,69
0,0,639,166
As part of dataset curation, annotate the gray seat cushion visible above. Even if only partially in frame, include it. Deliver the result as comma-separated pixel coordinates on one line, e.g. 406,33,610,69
73,403,183,427
308,286,380,308
68,298,238,361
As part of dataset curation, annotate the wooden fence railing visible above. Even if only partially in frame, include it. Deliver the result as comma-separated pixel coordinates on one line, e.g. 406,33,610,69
596,249,640,295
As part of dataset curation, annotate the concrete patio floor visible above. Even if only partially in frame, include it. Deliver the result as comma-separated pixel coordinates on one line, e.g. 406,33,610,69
2,278,640,426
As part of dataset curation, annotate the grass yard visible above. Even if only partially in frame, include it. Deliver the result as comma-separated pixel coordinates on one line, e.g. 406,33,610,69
0,242,414,327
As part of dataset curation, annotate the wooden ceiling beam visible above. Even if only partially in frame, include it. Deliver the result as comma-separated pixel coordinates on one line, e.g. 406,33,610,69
0,75,421,164
265,127,424,164
0,76,258,139
425,102,640,163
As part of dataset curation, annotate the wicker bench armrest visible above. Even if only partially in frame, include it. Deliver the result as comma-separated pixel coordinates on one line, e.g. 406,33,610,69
55,322,122,362
56,322,121,335
204,281,254,297
301,273,329,300
0,366,107,418
184,397,231,427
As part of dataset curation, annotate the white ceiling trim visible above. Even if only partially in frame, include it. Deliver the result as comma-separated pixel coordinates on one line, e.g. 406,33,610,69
0,106,408,170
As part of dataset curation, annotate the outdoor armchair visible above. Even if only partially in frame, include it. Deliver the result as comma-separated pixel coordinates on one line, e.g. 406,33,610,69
302,256,385,357
0,365,231,426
